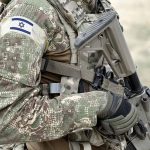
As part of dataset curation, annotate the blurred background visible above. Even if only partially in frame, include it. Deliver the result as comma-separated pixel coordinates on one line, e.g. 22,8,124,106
111,0,150,86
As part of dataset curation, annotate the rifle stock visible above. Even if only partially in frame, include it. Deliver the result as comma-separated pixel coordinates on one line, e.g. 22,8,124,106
75,10,150,150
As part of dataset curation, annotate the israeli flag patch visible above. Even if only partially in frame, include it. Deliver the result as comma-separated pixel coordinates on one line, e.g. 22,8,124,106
10,17,33,35
0,16,47,46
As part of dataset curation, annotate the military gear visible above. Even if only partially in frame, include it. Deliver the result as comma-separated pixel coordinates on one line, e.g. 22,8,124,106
0,0,139,150
0,0,10,4
0,0,113,144
98,92,138,135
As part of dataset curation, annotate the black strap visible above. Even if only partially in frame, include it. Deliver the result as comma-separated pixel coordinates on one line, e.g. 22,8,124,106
95,0,105,12
0,3,5,14
41,58,49,71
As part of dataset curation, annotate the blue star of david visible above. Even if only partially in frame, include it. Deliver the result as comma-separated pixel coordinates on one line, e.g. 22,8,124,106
19,22,25,28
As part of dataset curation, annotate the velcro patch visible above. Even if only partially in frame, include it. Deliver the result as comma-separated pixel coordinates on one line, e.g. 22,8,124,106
10,17,33,35
0,16,47,47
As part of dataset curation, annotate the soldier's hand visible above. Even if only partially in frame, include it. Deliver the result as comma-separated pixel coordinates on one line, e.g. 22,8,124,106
97,92,138,135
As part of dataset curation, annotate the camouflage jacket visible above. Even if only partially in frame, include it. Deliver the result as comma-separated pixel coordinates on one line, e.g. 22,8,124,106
0,0,109,144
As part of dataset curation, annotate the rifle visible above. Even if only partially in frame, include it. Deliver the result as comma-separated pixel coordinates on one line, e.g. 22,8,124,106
75,10,150,150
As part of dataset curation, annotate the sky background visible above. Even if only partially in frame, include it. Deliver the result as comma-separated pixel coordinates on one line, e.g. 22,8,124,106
111,0,150,86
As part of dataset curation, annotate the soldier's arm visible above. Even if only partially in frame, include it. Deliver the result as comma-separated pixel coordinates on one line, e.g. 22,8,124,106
0,0,108,144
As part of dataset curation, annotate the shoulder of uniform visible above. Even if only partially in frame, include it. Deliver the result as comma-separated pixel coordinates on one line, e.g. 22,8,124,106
6,0,55,16
2,0,59,28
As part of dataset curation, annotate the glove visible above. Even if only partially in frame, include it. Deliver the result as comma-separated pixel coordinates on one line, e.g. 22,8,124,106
97,92,138,135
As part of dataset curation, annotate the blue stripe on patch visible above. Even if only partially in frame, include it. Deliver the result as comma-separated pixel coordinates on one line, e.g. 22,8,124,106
12,18,33,26
10,27,31,34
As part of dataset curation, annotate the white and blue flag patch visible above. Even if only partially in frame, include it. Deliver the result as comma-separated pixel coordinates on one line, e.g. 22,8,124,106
10,17,33,35
0,16,47,47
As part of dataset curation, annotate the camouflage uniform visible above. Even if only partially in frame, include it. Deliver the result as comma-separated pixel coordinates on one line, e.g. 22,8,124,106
0,0,111,146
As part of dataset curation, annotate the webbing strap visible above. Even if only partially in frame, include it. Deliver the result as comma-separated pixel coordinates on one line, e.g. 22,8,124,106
102,78,124,95
41,58,81,79
41,58,95,82
41,59,124,95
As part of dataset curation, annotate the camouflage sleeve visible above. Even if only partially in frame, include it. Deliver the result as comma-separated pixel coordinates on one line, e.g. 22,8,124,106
0,0,108,144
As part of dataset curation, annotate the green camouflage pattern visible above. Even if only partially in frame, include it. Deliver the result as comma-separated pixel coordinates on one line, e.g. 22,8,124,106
0,143,25,150
0,0,109,144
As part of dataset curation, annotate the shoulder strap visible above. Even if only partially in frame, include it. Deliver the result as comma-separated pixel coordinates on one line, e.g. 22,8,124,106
41,58,81,79
46,0,78,64
46,0,77,31
0,3,5,15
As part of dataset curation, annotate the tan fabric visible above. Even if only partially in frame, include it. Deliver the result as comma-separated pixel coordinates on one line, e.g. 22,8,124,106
26,138,106,150
26,138,70,150
44,49,71,63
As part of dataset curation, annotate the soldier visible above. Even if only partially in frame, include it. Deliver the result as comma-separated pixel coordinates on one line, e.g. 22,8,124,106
0,0,138,150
